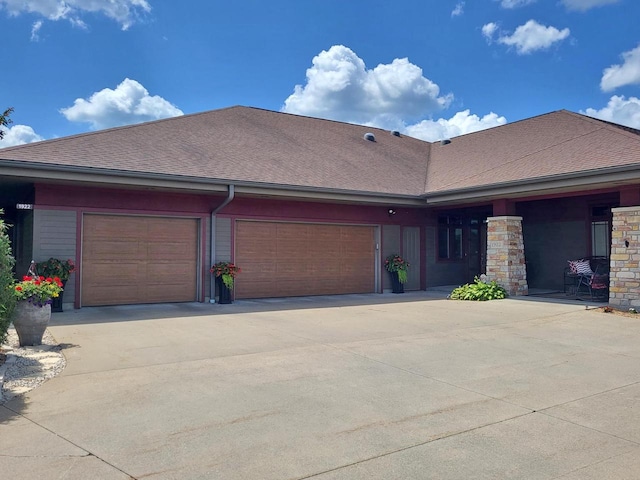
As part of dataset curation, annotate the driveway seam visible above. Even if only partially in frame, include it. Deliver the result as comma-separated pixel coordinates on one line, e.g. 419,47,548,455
540,410,640,446
327,342,531,409
293,407,640,480
1,404,136,479
333,346,640,414
537,379,640,413
548,447,640,479
56,343,322,377
293,411,535,480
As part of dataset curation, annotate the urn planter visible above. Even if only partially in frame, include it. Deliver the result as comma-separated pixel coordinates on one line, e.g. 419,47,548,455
12,301,52,346
389,271,405,294
51,280,67,312
216,276,233,304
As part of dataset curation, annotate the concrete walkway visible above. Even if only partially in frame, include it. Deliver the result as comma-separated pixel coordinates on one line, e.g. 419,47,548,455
1,292,639,479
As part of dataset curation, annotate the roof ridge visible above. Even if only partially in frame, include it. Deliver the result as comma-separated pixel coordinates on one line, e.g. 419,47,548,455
428,111,616,193
423,143,432,195
256,106,434,139
0,105,246,153
562,109,640,138
423,109,565,143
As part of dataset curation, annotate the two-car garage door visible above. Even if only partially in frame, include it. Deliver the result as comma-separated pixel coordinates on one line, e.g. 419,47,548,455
234,221,376,299
81,215,376,305
82,215,199,306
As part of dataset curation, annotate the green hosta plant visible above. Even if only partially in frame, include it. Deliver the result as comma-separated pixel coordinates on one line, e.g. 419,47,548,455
0,210,16,344
449,277,507,301
385,254,410,284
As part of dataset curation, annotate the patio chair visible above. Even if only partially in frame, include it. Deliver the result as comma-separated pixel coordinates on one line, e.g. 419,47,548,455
575,264,609,301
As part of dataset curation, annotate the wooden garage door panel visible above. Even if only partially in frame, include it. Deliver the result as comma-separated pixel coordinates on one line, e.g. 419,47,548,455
86,262,141,284
235,221,375,299
82,215,198,306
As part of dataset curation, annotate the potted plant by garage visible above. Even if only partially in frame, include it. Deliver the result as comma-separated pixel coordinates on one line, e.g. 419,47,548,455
36,258,75,312
11,275,63,346
385,254,410,294
210,261,241,304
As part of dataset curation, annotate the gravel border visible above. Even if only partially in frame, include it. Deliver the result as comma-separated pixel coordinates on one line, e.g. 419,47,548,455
0,326,66,404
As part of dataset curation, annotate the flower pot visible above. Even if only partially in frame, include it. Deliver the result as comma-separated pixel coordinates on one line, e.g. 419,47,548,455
51,280,67,312
12,301,52,346
389,271,404,294
216,276,233,304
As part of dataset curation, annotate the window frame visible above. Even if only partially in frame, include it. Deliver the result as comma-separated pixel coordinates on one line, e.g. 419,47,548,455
437,214,465,261
589,204,615,259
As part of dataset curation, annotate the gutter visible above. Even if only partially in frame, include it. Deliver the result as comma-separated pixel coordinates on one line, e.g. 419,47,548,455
210,185,235,303
0,161,424,206
422,164,640,205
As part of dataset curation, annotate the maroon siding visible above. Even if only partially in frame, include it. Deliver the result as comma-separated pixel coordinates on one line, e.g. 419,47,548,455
35,184,429,303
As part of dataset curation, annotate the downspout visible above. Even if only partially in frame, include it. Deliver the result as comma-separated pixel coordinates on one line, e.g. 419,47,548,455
210,184,235,303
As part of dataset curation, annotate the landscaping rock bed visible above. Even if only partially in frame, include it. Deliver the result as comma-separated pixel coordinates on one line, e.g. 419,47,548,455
0,327,65,404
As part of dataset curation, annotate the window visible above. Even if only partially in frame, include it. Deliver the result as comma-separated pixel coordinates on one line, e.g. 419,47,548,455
438,215,463,260
591,221,609,257
590,205,613,258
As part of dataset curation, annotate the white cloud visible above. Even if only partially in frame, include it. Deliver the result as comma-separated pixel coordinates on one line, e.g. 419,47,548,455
282,45,505,142
482,22,498,42
601,44,640,92
495,20,570,54
0,125,44,148
498,0,537,8
282,45,452,125
582,96,640,129
404,110,507,142
0,0,150,30
30,19,42,40
497,0,619,12
561,0,620,11
451,2,464,17
60,78,183,130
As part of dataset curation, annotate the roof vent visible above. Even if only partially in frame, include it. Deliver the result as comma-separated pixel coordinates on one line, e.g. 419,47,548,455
390,130,401,137
440,139,451,145
364,132,376,142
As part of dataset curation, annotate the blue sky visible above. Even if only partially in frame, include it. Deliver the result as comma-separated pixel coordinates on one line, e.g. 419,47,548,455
2,0,640,147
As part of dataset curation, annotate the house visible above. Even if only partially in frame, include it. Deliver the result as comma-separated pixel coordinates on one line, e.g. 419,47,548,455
1,106,639,309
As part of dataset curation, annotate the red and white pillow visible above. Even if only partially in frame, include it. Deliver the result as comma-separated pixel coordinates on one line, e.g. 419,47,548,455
568,259,593,275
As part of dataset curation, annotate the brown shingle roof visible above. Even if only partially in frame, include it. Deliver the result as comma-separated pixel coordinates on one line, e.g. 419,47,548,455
2,107,640,198
0,106,430,196
426,110,640,193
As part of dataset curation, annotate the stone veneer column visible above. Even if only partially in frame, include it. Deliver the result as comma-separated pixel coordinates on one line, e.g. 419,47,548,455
486,216,528,296
609,206,640,309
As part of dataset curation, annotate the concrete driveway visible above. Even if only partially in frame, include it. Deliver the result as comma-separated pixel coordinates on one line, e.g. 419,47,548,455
2,292,640,479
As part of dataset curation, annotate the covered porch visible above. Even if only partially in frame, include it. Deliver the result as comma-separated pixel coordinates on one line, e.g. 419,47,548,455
423,186,640,308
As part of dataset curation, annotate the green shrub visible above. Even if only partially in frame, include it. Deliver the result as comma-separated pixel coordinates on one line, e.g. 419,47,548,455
0,210,16,344
449,277,507,301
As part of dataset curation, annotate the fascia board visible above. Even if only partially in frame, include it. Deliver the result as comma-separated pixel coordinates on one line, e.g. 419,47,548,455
0,162,424,206
424,166,640,205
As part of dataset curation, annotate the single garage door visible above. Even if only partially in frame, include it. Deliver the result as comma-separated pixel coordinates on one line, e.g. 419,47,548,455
82,215,199,306
235,221,376,299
